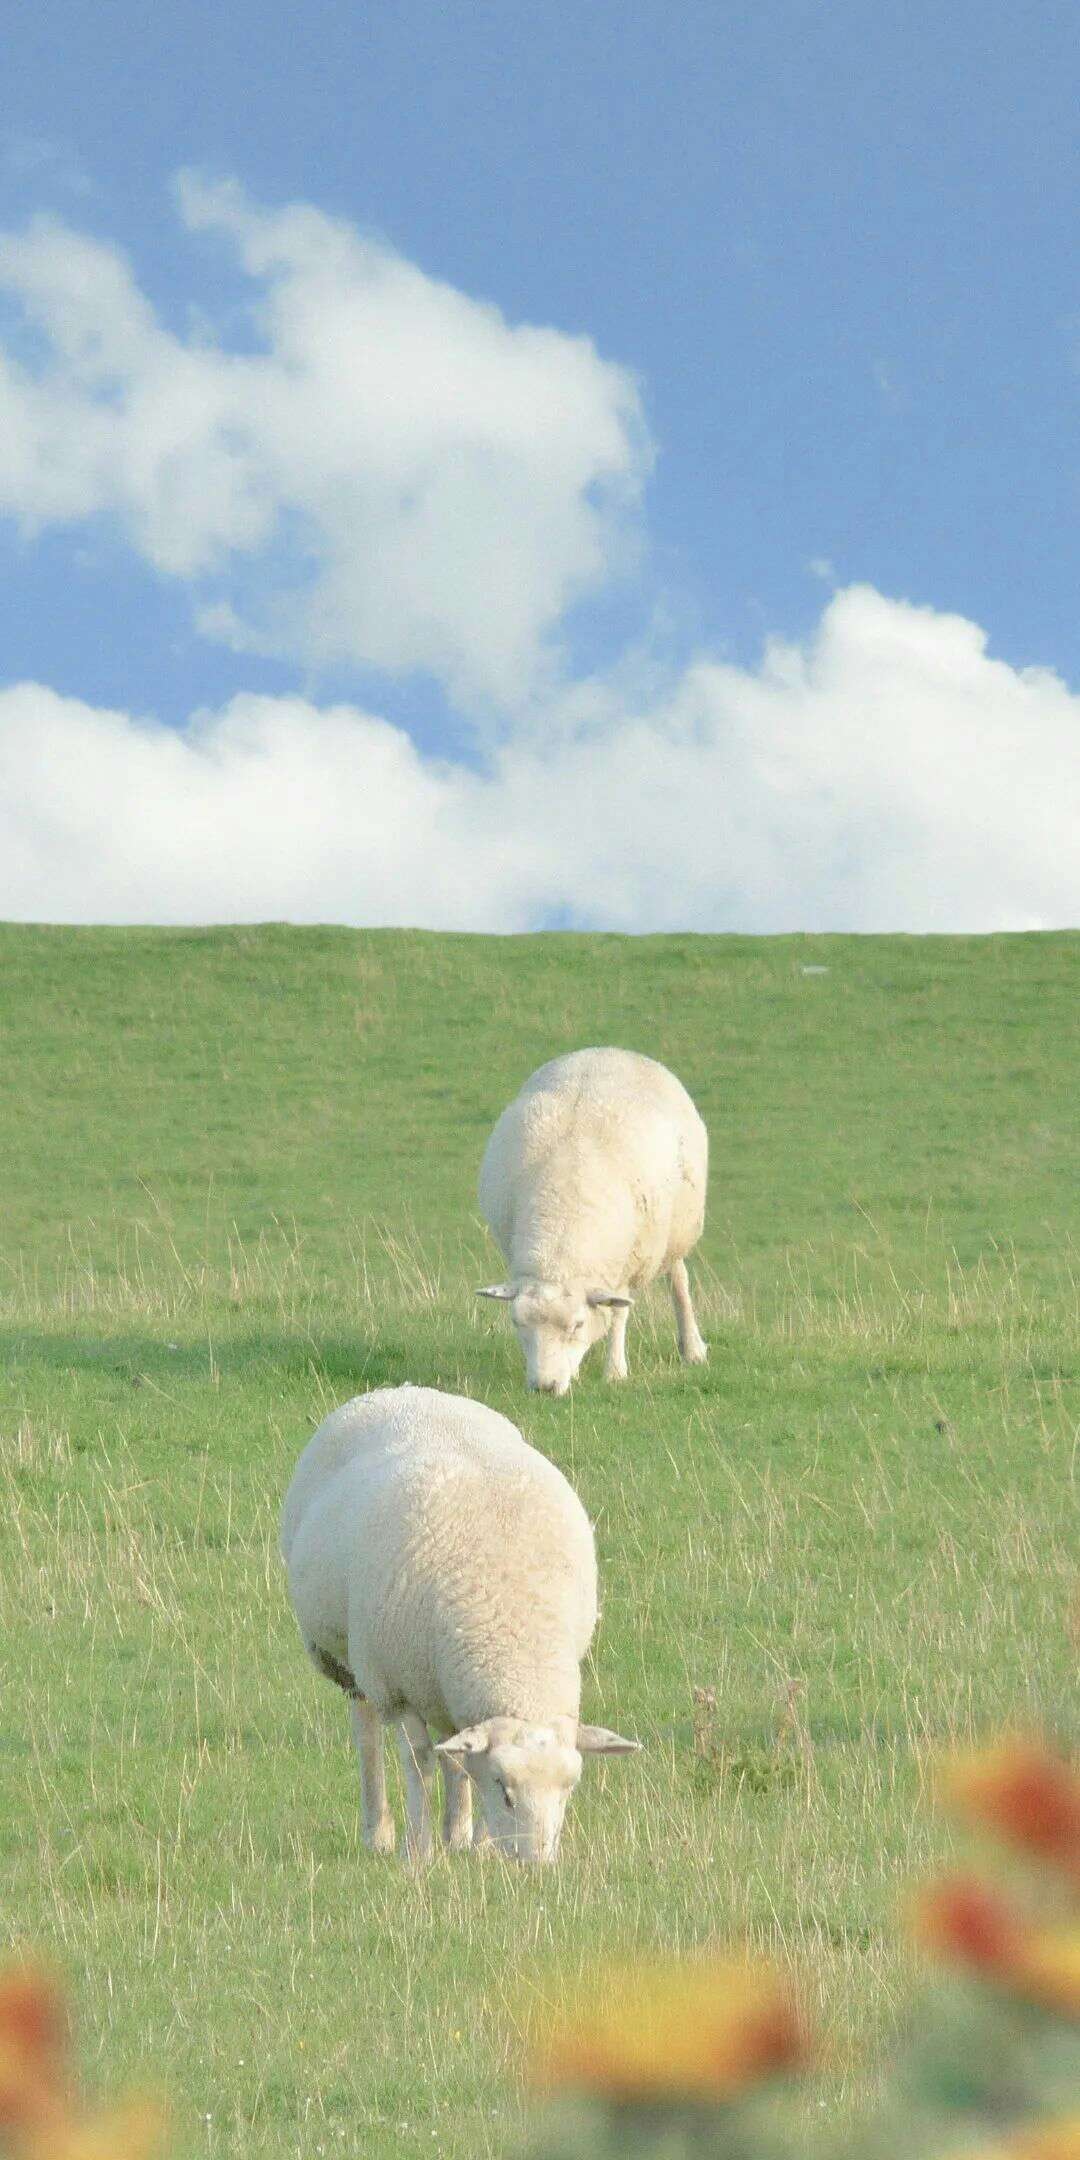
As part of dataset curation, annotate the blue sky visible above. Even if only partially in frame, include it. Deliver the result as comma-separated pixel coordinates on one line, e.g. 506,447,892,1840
1,1,1078,929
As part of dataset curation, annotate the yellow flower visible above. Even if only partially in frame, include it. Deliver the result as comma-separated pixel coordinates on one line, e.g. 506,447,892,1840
23,2097,164,2160
955,2117,1080,2160
531,1958,808,2103
1018,1928,1080,2020
1017,2124,1080,2160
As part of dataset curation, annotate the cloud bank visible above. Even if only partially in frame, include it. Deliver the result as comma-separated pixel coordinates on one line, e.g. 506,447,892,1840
1,180,1076,932
0,177,646,712
3,587,1076,931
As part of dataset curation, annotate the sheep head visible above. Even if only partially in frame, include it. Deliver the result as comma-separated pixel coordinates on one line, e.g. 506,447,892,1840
476,1281,632,1395
436,1717,640,1862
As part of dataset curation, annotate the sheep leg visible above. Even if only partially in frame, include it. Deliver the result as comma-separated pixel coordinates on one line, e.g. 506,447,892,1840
604,1302,630,1382
397,1712,437,1862
349,1699,396,1854
441,1757,473,1851
670,1257,708,1364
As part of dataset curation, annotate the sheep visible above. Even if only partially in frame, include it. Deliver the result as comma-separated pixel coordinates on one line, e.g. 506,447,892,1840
280,1384,640,1864
477,1046,708,1395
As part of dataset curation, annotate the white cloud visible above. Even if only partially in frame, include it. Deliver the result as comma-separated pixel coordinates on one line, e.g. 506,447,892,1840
1,182,1076,934
2,587,1076,932
0,178,647,712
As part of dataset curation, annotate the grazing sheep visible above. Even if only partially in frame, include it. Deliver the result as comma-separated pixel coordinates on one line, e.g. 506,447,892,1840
477,1047,708,1395
280,1384,639,1864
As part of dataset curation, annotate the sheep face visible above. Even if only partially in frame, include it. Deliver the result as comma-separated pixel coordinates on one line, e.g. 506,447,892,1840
478,1282,631,1395
436,1718,641,1863
485,1725,581,1861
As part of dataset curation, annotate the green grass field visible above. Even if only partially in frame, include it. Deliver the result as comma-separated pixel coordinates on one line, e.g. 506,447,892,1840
1,925,1076,2158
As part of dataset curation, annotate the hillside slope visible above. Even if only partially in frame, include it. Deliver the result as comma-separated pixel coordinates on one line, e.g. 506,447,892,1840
0,926,1076,2160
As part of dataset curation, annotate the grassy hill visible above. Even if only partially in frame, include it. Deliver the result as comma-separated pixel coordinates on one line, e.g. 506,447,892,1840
1,925,1076,2158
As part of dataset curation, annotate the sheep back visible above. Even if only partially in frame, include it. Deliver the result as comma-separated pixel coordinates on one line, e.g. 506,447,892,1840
281,1385,598,1733
478,1047,707,1289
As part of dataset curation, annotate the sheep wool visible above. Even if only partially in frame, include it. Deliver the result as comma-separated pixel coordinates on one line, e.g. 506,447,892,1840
477,1046,709,1393
281,1384,638,1863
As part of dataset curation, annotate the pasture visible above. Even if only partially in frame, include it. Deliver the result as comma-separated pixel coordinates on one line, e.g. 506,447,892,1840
0,924,1076,2158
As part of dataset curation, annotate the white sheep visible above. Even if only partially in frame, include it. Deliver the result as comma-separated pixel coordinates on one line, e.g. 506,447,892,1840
280,1384,639,1863
477,1046,708,1395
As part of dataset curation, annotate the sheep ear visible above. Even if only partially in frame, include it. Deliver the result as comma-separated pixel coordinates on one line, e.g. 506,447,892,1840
577,1725,643,1754
587,1291,633,1309
435,1725,491,1758
476,1284,517,1301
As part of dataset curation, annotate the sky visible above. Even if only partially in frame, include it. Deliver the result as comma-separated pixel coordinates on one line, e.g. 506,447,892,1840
1,0,1078,931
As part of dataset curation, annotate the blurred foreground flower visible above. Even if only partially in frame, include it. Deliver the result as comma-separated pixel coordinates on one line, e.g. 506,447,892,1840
21,2100,164,2160
942,1745,1080,1887
0,1969,69,2144
531,1957,808,2105
1020,1930,1080,2022
914,1878,1026,1974
914,1881,1080,2020
0,1964,161,2160
956,2118,1080,2160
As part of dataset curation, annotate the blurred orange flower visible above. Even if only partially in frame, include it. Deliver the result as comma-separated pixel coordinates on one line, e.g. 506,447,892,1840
0,1975,68,2071
914,1881,1080,2019
914,1878,1028,1974
0,1969,69,2140
942,1744,1080,1885
531,1958,809,2104
0,1964,162,2160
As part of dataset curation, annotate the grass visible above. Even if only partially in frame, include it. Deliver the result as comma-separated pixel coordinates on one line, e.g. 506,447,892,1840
0,924,1076,2157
